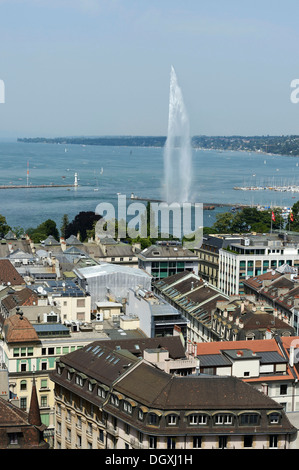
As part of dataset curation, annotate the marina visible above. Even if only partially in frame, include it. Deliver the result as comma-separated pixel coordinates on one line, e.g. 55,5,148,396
234,185,299,193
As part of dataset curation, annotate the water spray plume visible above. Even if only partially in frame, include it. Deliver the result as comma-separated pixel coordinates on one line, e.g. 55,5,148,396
163,66,192,203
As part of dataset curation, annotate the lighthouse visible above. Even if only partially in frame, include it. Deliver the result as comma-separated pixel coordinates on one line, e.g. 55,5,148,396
74,173,78,187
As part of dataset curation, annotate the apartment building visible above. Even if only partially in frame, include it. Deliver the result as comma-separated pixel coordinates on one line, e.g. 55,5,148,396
243,268,299,334
40,280,91,324
211,296,294,342
153,271,228,343
196,235,241,287
138,241,199,279
218,232,299,296
0,309,109,447
50,340,297,449
195,336,299,416
0,365,49,449
127,287,189,340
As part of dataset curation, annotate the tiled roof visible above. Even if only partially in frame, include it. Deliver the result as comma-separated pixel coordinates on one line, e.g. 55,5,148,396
3,313,40,344
196,338,284,356
0,259,25,286
1,287,38,311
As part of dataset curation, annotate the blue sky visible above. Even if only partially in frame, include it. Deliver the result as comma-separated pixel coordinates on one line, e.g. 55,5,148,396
0,0,299,137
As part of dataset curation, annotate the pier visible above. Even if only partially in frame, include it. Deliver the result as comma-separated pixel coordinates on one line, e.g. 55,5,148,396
129,194,250,210
0,172,79,190
0,184,76,189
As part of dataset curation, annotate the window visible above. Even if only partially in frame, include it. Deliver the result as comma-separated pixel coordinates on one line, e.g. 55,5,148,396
215,414,233,425
13,348,20,357
20,363,27,372
77,434,82,448
20,380,27,391
20,397,27,410
269,413,280,424
149,436,157,449
193,436,202,449
240,413,259,425
99,430,104,443
219,436,228,449
41,396,47,407
189,414,208,425
167,414,177,426
167,437,176,449
88,382,94,392
123,401,132,414
244,435,253,448
57,421,61,435
41,379,48,389
138,409,144,420
269,435,278,448
110,395,119,407
75,375,84,387
280,384,287,395
21,347,26,357
148,413,159,425
97,387,106,399
8,433,19,445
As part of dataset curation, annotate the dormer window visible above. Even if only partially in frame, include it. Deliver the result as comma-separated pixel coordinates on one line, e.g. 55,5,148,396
110,394,119,407
268,411,281,424
123,401,132,414
187,412,209,426
239,412,260,426
67,368,74,381
148,410,162,426
75,374,83,386
97,387,107,399
165,413,179,426
214,413,234,425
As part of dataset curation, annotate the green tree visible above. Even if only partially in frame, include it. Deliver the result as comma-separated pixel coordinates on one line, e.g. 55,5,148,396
0,214,10,237
290,201,299,231
26,219,59,243
65,211,102,242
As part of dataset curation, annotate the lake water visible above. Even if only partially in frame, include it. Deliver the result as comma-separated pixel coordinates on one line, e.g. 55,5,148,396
0,140,299,232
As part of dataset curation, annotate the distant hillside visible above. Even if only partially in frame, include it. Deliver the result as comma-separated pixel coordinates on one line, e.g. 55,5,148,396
17,135,299,156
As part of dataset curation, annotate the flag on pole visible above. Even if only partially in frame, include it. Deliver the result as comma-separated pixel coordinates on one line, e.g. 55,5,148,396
272,211,276,222
290,212,294,222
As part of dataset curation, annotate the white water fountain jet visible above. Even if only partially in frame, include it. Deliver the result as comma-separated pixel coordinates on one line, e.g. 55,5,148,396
163,66,192,203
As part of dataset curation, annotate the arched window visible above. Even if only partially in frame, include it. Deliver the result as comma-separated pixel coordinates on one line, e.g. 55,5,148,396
20,380,27,391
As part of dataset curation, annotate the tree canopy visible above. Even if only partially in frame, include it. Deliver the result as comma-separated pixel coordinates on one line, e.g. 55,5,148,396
211,207,285,234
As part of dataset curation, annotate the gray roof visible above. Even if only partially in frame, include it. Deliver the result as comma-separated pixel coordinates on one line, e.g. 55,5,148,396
198,354,231,367
139,244,198,260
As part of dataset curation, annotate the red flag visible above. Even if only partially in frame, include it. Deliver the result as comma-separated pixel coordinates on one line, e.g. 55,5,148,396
290,212,294,222
272,211,275,222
